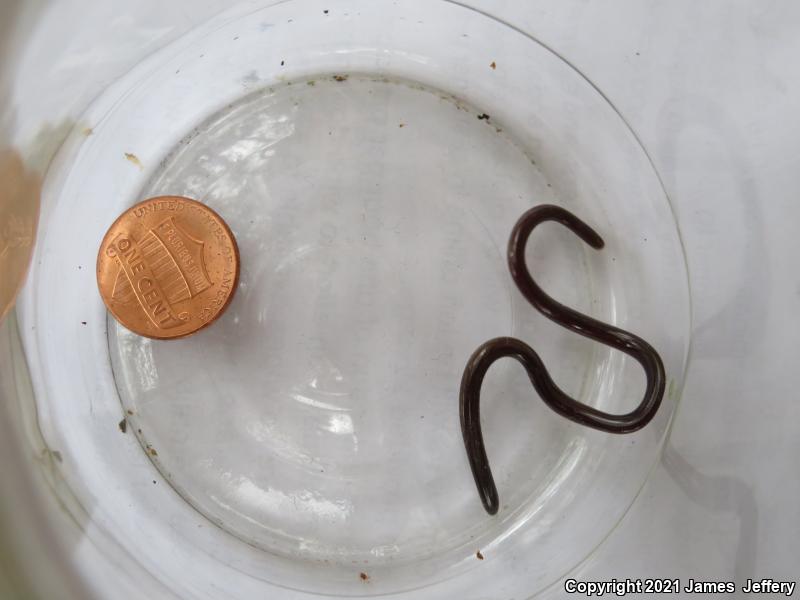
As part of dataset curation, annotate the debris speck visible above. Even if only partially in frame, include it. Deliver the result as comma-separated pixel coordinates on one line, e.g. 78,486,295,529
490,61,496,69
477,113,490,120
152,480,157,484
635,51,640,56
280,60,284,66
127,409,134,415
399,123,405,128
148,447,158,457
124,153,143,170
359,572,369,581
81,321,86,325
118,419,127,433
333,74,348,82
323,9,329,14
476,550,484,560
233,36,239,41
307,80,316,86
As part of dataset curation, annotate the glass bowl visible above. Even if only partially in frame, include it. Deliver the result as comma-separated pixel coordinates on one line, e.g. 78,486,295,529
14,1,690,598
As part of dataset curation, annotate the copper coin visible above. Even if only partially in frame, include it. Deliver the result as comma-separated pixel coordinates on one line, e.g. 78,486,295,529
96,196,239,340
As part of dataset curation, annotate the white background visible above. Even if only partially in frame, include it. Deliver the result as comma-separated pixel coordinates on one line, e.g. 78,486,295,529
11,1,800,597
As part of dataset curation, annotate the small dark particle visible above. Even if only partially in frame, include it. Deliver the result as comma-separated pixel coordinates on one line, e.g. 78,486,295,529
490,61,496,70
476,550,484,560
233,36,239,41
148,447,158,457
398,123,405,128
152,480,157,484
137,428,142,434
333,74,348,82
280,60,285,66
359,572,369,581
477,113,490,120
546,183,552,188
175,69,180,75
635,51,640,56
118,419,127,433
81,321,87,325
78,265,82,269
323,9,329,14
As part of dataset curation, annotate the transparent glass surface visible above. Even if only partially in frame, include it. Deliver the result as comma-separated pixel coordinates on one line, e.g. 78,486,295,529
11,1,690,598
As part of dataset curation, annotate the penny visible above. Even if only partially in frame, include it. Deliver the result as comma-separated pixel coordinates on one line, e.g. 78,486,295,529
96,196,239,339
